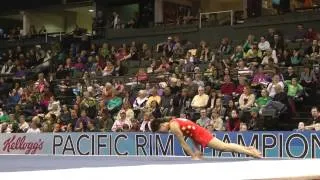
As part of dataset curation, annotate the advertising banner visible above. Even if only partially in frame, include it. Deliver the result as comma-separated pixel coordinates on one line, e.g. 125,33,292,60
1,132,320,158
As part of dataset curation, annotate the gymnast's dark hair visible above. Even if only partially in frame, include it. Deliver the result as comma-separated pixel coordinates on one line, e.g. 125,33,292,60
150,119,162,132
150,118,170,132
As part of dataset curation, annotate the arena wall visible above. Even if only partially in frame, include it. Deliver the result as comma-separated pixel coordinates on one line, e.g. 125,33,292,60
1,132,319,158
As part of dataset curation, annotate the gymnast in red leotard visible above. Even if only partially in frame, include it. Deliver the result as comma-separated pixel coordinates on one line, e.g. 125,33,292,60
151,118,262,160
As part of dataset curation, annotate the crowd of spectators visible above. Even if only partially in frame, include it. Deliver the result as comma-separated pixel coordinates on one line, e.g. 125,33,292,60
0,23,319,134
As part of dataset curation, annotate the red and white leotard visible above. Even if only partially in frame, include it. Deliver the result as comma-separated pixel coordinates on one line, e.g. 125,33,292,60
170,118,214,147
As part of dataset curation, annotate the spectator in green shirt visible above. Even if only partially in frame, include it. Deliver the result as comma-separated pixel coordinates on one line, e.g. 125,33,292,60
255,89,271,109
285,78,303,97
285,78,304,115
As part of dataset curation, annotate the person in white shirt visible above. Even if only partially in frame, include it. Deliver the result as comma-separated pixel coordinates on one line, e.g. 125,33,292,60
111,110,132,132
258,36,270,51
261,49,278,65
19,115,29,133
133,90,148,110
1,60,15,74
27,122,41,133
267,75,284,98
191,86,209,109
0,123,12,133
140,113,152,132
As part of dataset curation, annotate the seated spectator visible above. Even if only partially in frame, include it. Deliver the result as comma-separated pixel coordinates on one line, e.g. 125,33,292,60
13,66,26,80
295,122,306,131
283,66,298,80
293,24,306,42
255,89,272,109
139,113,152,132
305,40,319,59
75,110,90,132
273,84,289,110
145,100,162,119
209,109,225,131
230,45,244,63
226,110,240,131
18,115,29,133
27,122,41,133
87,120,98,132
300,66,316,89
239,86,255,111
133,90,148,113
196,109,210,128
247,107,263,130
267,75,284,98
141,43,152,61
204,63,217,80
1,59,15,74
116,101,134,121
34,73,49,93
218,38,232,55
261,49,278,65
60,104,71,126
213,98,226,118
136,68,148,82
0,123,11,133
305,28,317,41
220,75,235,104
235,76,247,96
307,107,320,125
80,91,98,119
172,88,191,117
193,73,204,87
285,78,304,114
244,44,262,60
206,89,218,112
243,34,255,53
106,90,123,114
191,86,209,110
225,99,237,118
74,57,85,71
102,61,114,76
154,57,170,73
290,49,303,66
239,123,248,132
112,110,132,132
161,87,173,116
258,36,271,51
146,88,161,108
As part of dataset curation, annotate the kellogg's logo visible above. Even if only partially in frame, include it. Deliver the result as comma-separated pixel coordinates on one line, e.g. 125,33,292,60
2,135,44,154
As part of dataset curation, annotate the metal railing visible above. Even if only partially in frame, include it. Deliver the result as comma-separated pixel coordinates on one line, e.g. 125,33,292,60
199,10,234,29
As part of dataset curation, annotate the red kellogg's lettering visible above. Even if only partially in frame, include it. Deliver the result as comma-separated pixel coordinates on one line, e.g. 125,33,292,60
2,135,44,154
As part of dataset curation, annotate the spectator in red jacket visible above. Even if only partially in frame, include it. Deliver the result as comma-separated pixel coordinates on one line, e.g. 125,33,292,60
221,75,235,96
226,110,240,131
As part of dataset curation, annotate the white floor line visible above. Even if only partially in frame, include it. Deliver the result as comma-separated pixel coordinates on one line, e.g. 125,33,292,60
1,159,320,180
